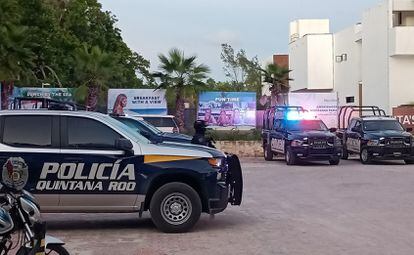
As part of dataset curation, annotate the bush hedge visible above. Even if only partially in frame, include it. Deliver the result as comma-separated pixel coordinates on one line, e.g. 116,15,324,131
207,129,261,141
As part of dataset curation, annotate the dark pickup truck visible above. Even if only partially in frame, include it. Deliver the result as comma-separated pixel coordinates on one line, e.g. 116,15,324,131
336,106,414,164
262,106,342,165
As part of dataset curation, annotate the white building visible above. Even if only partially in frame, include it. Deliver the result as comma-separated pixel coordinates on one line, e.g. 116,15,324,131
289,0,414,113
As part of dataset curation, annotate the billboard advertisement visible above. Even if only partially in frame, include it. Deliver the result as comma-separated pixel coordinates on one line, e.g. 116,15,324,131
108,89,167,115
393,105,414,133
197,92,256,127
0,86,76,110
288,93,339,128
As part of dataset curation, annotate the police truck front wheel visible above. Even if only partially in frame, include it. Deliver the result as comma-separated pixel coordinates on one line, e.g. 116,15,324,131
285,148,297,165
150,182,202,233
329,157,340,165
360,147,372,164
264,143,273,161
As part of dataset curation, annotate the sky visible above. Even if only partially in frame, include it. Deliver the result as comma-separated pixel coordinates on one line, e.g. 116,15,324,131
99,0,381,81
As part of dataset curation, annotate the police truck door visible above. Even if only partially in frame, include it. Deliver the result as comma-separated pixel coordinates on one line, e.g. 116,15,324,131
56,116,140,212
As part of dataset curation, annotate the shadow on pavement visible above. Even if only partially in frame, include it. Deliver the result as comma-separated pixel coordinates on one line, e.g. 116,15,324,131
43,211,253,233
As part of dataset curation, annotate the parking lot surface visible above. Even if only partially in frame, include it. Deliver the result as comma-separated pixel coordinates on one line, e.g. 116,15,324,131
45,158,414,255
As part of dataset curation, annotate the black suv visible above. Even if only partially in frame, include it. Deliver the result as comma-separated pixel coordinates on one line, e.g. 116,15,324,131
262,106,342,165
337,106,414,164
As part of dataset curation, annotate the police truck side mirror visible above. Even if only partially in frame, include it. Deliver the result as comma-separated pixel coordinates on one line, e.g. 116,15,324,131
351,127,360,133
329,128,337,133
406,127,413,132
115,138,134,156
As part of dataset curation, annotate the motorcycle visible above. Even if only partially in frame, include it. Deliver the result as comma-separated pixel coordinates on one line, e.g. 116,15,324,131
0,185,68,255
191,120,216,148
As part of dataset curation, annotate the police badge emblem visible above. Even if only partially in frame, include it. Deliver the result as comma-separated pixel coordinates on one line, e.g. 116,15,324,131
2,157,29,190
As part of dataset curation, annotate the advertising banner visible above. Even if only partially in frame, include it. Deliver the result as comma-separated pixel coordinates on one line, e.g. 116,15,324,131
393,106,414,133
288,92,339,128
1,86,76,110
197,92,256,127
108,89,167,115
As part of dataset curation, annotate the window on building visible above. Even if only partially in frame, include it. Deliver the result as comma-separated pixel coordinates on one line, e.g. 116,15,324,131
346,96,355,103
393,11,414,27
3,115,53,147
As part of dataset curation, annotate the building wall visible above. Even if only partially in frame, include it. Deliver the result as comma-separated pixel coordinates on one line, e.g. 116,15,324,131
288,0,414,113
333,26,362,106
289,37,309,91
307,35,334,90
273,55,289,68
361,1,390,112
289,19,330,43
289,34,333,91
389,56,414,108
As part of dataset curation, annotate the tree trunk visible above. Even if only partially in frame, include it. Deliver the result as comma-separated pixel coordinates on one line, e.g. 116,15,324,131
1,80,14,110
175,87,185,132
87,83,99,111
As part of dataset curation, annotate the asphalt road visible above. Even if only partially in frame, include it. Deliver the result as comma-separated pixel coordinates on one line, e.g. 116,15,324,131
44,157,414,255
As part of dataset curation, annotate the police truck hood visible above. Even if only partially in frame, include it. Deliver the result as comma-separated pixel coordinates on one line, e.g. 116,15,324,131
365,130,412,138
157,142,225,158
140,142,223,158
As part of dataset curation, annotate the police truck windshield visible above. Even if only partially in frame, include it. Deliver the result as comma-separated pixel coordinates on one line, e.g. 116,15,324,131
99,115,151,144
363,120,404,131
286,120,328,132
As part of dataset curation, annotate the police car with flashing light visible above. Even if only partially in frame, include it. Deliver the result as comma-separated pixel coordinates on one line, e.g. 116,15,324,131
262,106,342,165
0,110,242,233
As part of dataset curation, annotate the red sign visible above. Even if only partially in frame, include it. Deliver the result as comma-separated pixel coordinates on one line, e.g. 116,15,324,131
393,106,414,133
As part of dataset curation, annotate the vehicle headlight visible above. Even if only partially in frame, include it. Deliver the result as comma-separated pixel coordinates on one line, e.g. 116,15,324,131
334,137,342,146
208,158,224,168
20,197,41,225
367,138,385,147
291,140,304,147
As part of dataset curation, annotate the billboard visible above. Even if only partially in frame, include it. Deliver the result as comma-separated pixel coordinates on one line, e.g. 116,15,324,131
288,93,339,128
197,92,256,127
393,106,414,133
1,86,76,110
108,89,167,115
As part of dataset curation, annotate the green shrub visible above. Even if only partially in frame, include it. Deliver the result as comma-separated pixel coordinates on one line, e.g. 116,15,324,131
207,129,261,141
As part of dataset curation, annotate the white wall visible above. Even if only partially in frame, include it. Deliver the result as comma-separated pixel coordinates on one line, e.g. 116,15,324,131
289,34,333,91
289,36,308,91
361,1,390,113
307,35,334,89
389,56,414,108
289,19,330,43
334,26,362,106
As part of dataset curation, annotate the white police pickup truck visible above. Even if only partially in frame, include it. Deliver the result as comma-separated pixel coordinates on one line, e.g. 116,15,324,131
0,110,242,233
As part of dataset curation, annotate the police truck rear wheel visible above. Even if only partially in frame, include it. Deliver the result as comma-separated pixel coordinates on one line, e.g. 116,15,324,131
264,143,273,161
341,146,349,160
150,182,201,233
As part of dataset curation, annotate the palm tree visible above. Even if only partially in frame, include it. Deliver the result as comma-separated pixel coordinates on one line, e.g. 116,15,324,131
260,63,292,106
0,24,35,109
153,48,210,131
73,45,117,111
